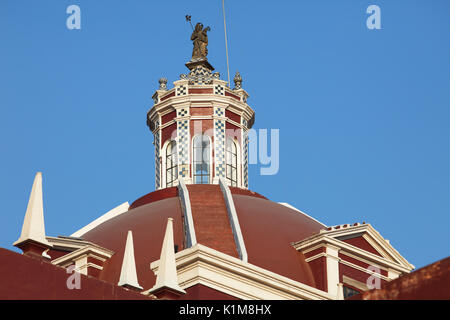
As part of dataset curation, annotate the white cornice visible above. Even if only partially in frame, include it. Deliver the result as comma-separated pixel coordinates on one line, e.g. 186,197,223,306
51,244,114,266
293,233,413,273
149,94,254,122
150,244,334,300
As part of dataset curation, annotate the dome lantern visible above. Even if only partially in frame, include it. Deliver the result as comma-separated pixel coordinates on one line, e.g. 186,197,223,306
147,23,254,190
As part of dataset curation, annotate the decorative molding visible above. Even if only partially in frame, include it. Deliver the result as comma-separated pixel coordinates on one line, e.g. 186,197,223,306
293,225,414,273
219,178,248,262
51,244,114,276
342,275,369,292
150,244,334,300
177,178,197,248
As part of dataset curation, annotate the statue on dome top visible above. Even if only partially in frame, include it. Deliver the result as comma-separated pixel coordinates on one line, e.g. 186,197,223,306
190,22,211,61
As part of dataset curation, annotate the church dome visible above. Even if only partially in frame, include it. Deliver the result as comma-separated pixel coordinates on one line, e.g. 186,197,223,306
81,185,325,290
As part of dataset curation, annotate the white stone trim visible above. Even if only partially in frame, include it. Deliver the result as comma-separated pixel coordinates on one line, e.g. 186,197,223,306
278,203,327,227
177,178,197,248
51,244,114,267
293,225,414,272
150,244,334,300
71,202,129,238
339,259,389,282
219,178,248,262
342,275,368,292
325,244,340,297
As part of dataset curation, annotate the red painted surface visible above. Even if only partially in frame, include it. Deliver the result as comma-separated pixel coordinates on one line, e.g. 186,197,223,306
180,284,239,300
226,109,241,124
161,122,177,146
189,88,213,94
190,119,213,137
187,184,238,258
339,253,388,276
350,257,450,300
82,198,185,291
16,241,50,259
161,110,176,124
342,236,383,257
225,91,240,101
0,248,150,300
190,107,213,116
308,256,327,292
339,263,388,287
130,187,178,210
232,194,324,287
229,187,267,200
303,247,325,259
160,91,175,102
77,186,326,294
48,249,70,260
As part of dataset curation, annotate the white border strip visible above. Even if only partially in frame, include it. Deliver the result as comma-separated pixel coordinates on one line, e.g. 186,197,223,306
177,178,197,247
71,202,130,238
219,178,248,262
278,202,327,227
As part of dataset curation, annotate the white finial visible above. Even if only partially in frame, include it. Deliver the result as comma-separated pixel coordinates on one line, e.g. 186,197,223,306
149,218,185,294
118,231,143,290
13,172,51,248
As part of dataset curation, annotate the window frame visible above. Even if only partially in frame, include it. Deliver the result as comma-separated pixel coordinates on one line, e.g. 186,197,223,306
226,138,238,187
165,140,178,187
192,134,211,184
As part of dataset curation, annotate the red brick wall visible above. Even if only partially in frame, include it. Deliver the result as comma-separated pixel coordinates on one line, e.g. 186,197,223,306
0,248,150,300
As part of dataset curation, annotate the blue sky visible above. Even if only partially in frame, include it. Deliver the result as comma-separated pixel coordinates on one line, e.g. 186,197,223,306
1,0,449,269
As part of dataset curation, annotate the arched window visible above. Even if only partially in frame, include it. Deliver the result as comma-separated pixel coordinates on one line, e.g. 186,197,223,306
226,138,238,187
166,140,178,187
193,135,210,184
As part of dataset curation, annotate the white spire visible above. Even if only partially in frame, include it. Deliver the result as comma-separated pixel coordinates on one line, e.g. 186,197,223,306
13,172,50,247
149,218,185,294
118,231,143,290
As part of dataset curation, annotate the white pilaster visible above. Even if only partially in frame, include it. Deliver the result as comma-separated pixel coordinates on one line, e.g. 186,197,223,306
325,244,341,296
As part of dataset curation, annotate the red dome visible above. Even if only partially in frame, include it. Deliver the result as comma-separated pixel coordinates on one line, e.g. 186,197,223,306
81,185,325,290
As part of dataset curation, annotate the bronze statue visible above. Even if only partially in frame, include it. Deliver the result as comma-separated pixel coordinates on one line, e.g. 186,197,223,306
190,23,211,61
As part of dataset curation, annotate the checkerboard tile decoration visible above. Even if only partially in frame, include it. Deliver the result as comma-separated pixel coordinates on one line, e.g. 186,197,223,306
214,111,226,179
214,107,224,117
214,84,225,95
177,108,188,117
155,129,161,189
176,85,187,96
184,66,214,85
243,131,249,188
177,119,189,177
